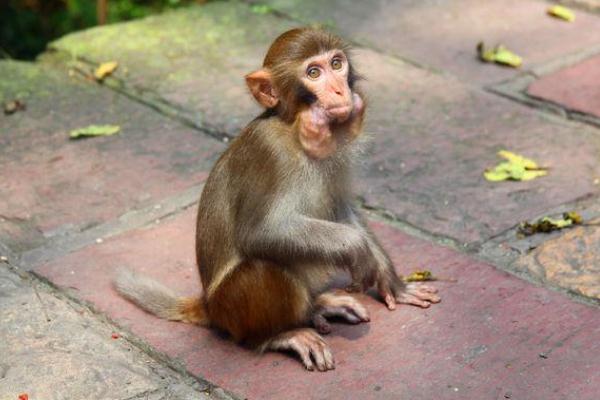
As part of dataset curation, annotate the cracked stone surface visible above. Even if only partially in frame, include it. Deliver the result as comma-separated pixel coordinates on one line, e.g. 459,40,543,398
0,264,215,400
516,217,600,300
259,0,600,85
41,4,600,244
45,2,297,137
34,209,600,400
0,61,224,253
2,1,600,399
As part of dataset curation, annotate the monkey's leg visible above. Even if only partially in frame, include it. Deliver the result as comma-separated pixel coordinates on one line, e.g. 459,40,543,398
264,328,335,371
207,260,335,370
311,290,370,334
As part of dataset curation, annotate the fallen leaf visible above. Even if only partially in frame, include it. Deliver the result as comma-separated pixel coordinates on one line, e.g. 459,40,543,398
564,211,583,224
484,150,547,182
18,394,29,400
477,42,522,68
548,5,575,22
497,150,538,169
404,270,433,282
69,124,120,139
94,61,118,81
403,270,457,283
518,211,583,236
3,99,26,115
250,4,274,14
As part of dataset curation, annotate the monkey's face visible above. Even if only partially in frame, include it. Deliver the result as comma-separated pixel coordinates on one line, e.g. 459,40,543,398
299,50,354,123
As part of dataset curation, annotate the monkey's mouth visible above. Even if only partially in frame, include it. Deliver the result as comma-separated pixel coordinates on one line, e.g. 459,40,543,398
326,104,352,121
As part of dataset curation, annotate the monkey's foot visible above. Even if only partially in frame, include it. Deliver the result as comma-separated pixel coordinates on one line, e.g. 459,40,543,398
380,283,441,310
266,328,335,372
312,291,370,334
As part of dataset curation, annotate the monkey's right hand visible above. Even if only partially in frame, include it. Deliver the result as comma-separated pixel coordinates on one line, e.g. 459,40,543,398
376,269,441,311
344,244,379,293
298,105,337,159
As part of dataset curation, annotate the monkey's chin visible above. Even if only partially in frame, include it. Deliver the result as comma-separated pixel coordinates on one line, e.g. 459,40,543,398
326,105,352,122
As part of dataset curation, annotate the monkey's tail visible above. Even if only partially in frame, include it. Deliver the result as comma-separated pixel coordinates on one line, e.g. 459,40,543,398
114,269,208,325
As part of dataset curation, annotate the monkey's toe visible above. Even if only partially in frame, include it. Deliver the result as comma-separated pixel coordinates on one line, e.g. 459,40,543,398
267,328,335,372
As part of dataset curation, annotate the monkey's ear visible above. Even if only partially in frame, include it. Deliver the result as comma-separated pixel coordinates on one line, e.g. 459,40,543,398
245,69,279,109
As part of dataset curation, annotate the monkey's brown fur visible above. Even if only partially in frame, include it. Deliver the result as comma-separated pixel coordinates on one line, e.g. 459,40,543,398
115,27,439,371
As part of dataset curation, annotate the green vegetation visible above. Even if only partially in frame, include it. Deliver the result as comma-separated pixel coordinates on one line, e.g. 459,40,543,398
0,0,204,60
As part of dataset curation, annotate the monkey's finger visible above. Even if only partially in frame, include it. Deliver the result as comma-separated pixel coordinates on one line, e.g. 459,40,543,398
291,342,315,371
343,303,370,322
309,342,329,372
396,293,431,308
415,291,441,303
312,314,332,334
323,344,335,370
336,309,361,324
377,280,396,310
407,286,441,303
407,283,438,294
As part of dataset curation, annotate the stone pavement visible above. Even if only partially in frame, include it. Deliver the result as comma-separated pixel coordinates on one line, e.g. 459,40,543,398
1,0,600,399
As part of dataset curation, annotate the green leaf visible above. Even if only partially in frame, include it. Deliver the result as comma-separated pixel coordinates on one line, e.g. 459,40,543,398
250,4,274,14
477,42,522,68
498,150,538,169
69,124,120,139
493,46,522,68
518,211,582,236
484,150,547,182
484,169,511,181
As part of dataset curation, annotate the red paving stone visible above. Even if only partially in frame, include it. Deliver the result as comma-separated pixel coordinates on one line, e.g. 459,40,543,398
527,54,600,119
36,208,600,400
0,62,225,252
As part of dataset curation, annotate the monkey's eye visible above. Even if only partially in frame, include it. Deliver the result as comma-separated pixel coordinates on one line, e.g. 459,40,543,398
307,67,321,79
331,58,343,70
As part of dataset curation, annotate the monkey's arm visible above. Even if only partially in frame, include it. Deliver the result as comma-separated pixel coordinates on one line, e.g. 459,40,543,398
342,206,441,310
237,214,376,288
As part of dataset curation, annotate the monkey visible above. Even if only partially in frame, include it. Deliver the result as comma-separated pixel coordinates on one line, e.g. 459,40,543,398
115,27,440,372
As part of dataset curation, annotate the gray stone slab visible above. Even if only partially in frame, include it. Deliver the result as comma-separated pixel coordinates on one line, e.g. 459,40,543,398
0,61,224,253
260,0,600,85
40,2,600,244
0,264,219,400
354,49,600,244
46,2,297,136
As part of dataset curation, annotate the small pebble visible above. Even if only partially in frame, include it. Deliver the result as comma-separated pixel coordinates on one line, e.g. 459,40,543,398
0,256,8,262
95,238,104,244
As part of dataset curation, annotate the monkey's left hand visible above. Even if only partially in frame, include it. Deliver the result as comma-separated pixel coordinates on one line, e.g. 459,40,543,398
375,268,440,310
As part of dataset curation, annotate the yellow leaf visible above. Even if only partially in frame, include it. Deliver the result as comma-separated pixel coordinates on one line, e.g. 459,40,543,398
548,5,575,22
477,43,522,68
485,151,547,182
493,46,522,68
564,211,583,224
498,150,538,169
404,270,433,282
521,170,548,181
69,124,120,139
94,61,118,81
484,169,510,181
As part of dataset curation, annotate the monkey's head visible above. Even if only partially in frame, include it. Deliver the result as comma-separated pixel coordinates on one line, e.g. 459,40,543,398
245,28,360,124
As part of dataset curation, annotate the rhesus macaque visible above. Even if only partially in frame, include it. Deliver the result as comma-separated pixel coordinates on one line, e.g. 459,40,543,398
116,28,440,372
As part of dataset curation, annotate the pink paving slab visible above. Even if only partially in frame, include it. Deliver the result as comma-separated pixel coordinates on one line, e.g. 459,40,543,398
36,208,600,400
